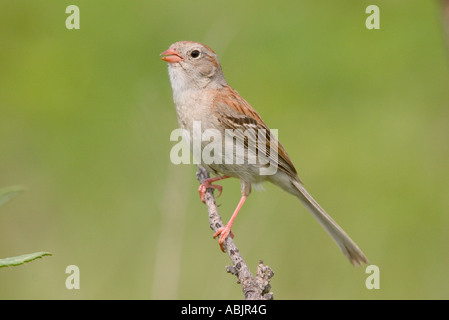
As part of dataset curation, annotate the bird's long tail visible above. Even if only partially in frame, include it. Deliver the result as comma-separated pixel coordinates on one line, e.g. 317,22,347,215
291,179,368,266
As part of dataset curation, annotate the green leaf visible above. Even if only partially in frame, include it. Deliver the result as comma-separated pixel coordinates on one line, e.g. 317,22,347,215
0,185,26,208
0,252,52,268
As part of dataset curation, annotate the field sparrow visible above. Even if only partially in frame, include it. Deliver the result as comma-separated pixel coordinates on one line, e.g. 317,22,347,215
161,41,368,266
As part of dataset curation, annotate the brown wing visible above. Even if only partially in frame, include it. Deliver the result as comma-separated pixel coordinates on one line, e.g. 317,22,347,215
211,85,301,182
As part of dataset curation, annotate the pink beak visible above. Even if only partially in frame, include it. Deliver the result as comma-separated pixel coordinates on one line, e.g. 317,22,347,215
160,48,183,63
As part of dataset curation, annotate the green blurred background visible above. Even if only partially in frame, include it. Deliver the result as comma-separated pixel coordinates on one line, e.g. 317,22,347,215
1,0,448,299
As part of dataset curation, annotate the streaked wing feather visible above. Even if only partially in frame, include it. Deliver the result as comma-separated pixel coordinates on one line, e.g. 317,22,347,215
212,86,300,181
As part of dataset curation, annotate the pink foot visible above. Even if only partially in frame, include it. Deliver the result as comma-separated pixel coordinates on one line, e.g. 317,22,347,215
198,183,222,203
212,195,247,252
213,225,234,252
198,175,229,203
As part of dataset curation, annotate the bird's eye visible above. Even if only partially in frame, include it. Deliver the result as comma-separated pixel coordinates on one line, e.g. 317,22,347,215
190,50,201,58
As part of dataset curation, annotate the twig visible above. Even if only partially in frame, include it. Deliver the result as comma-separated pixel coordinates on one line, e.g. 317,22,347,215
196,165,274,300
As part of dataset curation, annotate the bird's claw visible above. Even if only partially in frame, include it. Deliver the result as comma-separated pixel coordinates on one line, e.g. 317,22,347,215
198,183,223,203
213,225,234,252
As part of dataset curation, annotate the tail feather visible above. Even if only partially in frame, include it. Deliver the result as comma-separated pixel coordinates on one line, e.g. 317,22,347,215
291,179,368,266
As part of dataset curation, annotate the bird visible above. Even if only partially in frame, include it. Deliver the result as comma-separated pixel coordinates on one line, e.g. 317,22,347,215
160,41,368,266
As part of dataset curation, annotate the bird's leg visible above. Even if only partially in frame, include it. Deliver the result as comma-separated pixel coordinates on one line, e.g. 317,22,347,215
213,195,247,252
198,175,230,203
